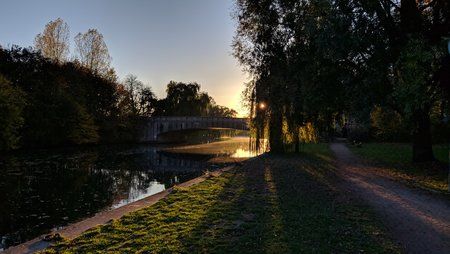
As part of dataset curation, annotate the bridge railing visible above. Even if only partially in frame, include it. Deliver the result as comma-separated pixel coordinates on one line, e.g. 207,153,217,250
141,116,249,142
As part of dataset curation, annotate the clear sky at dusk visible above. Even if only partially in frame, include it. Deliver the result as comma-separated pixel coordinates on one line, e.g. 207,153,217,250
0,0,248,115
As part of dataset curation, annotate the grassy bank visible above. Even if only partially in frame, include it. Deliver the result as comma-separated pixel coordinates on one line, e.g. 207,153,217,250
41,144,399,253
349,143,449,192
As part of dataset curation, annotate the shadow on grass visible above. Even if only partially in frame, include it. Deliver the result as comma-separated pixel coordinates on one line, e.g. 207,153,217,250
42,145,399,253
349,143,449,192
176,148,399,253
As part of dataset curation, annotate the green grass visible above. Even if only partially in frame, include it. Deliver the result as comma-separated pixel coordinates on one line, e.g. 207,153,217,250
41,144,399,253
434,144,449,164
349,143,449,192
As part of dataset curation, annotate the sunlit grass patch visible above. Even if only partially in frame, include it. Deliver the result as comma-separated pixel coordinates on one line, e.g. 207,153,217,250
41,144,400,253
349,143,449,192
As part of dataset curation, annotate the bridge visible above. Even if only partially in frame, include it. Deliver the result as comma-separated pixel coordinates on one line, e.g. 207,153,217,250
140,116,249,142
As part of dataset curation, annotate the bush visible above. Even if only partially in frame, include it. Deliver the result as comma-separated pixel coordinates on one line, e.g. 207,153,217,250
0,75,26,150
370,106,409,142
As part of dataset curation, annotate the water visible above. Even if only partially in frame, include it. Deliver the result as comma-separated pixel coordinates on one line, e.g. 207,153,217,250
0,135,253,250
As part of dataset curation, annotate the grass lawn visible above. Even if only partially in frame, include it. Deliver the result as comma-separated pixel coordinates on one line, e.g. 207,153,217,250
349,143,449,192
41,144,399,253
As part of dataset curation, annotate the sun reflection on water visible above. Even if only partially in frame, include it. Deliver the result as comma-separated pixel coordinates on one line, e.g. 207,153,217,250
231,148,262,158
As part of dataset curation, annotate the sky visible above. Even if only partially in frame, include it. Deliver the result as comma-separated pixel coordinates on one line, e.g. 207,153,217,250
0,0,248,116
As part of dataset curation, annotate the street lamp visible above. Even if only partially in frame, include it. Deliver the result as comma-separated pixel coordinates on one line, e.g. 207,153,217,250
258,102,266,110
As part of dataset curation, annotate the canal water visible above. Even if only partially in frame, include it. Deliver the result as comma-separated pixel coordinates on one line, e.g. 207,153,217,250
0,133,254,250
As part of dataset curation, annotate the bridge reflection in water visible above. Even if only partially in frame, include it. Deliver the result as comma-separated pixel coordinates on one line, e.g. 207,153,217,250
0,139,244,250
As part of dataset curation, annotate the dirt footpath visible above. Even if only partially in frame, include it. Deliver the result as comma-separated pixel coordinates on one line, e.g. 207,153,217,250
330,143,450,254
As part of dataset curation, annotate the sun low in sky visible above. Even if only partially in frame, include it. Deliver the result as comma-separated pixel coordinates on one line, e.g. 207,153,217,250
0,0,248,116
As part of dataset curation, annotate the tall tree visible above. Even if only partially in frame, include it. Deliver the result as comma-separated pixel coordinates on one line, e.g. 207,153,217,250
233,0,287,152
152,81,234,117
356,0,450,161
34,18,70,63
123,74,144,115
138,87,157,117
233,0,449,160
74,29,112,75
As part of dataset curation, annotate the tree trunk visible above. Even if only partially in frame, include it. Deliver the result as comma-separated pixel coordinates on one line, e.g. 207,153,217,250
412,110,434,162
269,110,284,153
400,0,422,35
293,126,300,153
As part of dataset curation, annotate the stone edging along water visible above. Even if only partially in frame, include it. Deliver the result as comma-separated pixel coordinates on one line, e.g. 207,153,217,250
3,165,236,254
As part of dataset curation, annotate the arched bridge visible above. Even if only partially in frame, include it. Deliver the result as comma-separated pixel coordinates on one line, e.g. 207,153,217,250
140,116,249,142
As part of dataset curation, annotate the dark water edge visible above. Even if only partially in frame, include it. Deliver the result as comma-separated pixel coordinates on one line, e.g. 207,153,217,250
0,130,248,250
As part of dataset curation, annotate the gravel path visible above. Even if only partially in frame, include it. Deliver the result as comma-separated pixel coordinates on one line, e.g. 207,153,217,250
330,143,450,254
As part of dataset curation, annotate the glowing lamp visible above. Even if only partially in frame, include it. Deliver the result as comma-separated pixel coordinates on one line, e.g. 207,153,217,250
258,102,266,110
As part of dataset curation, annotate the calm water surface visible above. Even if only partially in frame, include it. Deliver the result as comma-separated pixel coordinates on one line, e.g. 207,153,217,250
0,135,252,250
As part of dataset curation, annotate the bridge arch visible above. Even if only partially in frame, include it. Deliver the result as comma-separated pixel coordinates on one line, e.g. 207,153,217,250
140,116,249,142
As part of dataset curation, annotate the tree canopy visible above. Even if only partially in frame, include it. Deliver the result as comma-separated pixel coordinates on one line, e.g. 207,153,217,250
34,18,70,63
154,81,237,117
233,0,449,161
0,16,239,151
74,29,112,76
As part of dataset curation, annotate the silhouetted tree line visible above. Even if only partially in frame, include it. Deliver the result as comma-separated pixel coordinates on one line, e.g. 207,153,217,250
0,46,127,149
0,19,236,151
233,0,449,162
153,81,237,117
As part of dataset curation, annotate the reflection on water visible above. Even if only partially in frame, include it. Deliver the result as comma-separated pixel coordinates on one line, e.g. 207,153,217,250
0,135,259,251
0,144,212,250
231,148,262,158
112,179,166,209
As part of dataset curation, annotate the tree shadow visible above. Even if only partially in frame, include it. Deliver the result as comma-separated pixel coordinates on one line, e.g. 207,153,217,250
175,156,289,253
41,148,399,253
178,151,399,253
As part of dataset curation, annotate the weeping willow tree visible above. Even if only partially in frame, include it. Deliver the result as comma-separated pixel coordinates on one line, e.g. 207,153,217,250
233,0,449,161
233,0,358,152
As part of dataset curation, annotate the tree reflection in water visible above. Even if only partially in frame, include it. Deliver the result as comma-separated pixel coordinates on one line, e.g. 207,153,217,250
0,144,209,249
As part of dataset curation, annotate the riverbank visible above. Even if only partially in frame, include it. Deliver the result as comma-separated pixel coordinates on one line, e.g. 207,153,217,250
3,166,235,254
0,136,252,250
40,144,399,253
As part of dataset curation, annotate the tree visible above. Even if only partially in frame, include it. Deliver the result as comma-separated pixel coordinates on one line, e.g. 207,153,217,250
233,0,287,152
0,75,26,150
0,46,124,148
233,0,449,160
138,87,157,116
355,0,449,162
74,29,112,75
66,101,99,145
123,74,144,115
162,81,204,116
121,74,157,117
393,37,444,161
34,18,70,63
151,81,236,117
209,105,238,118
